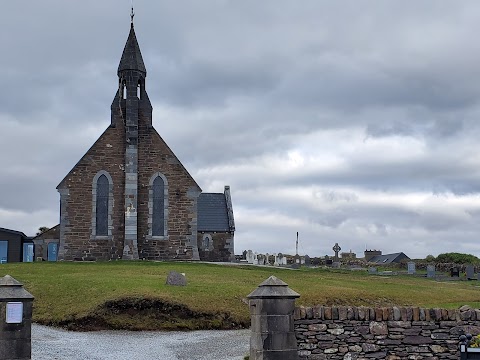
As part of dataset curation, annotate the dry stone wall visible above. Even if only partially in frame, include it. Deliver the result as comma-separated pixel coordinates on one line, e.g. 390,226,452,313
294,305,480,360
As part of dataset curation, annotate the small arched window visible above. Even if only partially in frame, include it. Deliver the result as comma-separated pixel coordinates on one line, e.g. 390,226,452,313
202,234,212,250
152,176,165,236
137,82,141,99
96,174,109,236
123,82,127,99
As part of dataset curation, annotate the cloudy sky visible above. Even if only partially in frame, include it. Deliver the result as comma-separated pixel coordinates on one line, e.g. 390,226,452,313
2,1,480,259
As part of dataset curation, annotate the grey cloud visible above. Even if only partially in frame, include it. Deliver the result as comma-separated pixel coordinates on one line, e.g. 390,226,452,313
151,59,282,107
3,1,480,257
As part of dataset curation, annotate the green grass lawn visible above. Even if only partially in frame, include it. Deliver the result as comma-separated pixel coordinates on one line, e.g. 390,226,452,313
1,261,479,330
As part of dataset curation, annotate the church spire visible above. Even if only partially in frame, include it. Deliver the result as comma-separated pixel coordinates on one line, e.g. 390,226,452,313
117,9,146,76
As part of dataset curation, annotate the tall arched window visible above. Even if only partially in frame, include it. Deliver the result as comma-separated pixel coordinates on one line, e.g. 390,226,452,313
148,172,168,239
152,176,165,236
96,175,109,236
91,170,113,239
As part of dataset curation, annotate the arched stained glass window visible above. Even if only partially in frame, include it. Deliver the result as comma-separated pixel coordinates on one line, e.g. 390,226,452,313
96,174,109,236
152,176,165,236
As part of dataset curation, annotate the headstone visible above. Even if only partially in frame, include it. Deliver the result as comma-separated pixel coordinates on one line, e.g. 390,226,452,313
257,254,265,265
273,253,279,266
466,265,475,280
300,256,305,265
332,262,341,268
427,265,435,278
326,259,333,266
368,267,377,274
242,250,247,260
294,255,300,264
478,273,480,281
304,255,311,266
277,253,285,266
407,262,416,275
332,243,341,262
166,271,187,286
246,250,254,264
265,253,270,265
253,252,259,265
450,267,459,277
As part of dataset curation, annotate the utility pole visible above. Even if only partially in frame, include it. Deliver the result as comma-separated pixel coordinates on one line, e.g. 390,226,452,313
296,232,299,256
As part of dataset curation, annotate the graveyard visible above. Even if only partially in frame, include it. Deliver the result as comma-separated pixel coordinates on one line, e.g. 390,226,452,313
1,260,480,331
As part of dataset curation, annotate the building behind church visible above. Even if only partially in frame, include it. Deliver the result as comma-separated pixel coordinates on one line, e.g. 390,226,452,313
33,19,235,262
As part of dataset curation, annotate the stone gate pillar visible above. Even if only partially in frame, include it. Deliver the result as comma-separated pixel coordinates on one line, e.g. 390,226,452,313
247,275,300,360
0,275,34,360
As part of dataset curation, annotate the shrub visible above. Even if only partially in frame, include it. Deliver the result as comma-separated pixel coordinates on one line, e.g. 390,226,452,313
470,334,480,348
435,252,480,264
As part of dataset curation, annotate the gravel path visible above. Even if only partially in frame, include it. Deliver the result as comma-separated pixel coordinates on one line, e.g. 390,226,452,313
32,324,250,360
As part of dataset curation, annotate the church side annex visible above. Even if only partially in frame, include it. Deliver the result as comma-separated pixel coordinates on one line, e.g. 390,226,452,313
51,15,235,262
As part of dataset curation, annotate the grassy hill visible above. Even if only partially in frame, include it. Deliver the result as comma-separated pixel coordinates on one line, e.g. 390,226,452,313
1,261,479,331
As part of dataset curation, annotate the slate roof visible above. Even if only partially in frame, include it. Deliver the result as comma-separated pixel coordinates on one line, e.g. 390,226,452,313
118,24,146,75
31,224,60,240
368,252,409,264
0,228,27,238
197,193,230,232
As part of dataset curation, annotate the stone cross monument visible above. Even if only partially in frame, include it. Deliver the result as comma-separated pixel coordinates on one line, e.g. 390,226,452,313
333,243,341,262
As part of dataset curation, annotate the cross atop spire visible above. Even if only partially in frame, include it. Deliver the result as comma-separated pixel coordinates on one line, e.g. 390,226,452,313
130,5,135,26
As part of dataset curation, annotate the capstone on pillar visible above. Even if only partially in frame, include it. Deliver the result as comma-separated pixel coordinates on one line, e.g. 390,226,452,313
247,275,300,360
0,275,34,360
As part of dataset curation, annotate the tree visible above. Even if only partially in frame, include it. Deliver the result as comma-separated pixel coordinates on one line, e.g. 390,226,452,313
36,226,50,236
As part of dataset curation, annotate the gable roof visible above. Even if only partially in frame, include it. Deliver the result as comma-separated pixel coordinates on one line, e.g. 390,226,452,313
56,126,113,189
31,224,60,240
368,252,409,264
151,128,202,192
0,227,27,238
198,193,231,232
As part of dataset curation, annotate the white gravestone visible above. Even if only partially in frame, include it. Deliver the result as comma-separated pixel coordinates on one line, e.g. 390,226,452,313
407,262,416,275
246,250,254,264
253,253,259,265
273,253,279,266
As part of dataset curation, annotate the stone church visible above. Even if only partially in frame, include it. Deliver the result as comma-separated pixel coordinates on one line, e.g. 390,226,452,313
49,19,235,262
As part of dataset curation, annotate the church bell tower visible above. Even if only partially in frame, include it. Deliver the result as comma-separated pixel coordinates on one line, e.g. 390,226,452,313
112,9,152,259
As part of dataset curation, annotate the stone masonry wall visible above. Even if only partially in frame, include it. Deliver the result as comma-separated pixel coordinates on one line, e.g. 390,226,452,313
32,225,60,260
295,305,480,359
137,127,201,260
58,124,126,261
197,232,234,262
